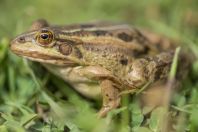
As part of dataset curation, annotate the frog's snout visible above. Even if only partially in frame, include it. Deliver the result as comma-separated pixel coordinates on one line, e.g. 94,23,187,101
11,36,25,45
10,35,27,48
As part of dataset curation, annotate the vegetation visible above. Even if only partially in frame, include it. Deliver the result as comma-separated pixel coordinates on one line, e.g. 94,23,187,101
0,0,197,131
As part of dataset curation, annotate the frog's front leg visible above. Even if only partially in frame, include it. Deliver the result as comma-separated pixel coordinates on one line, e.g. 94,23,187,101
99,79,120,117
76,66,118,81
76,66,121,117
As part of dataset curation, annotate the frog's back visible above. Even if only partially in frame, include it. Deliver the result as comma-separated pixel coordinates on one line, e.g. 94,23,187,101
51,22,164,77
55,22,159,58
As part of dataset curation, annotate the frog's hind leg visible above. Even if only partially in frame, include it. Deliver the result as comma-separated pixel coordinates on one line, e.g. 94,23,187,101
98,79,121,117
126,51,174,89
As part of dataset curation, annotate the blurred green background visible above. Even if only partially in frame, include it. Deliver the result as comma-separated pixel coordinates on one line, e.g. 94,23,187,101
0,0,198,132
1,0,197,37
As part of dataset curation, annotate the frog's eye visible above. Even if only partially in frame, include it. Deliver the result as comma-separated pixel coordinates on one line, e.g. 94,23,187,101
36,30,54,46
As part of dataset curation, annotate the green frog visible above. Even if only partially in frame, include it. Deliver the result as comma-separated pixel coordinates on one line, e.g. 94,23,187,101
10,19,189,117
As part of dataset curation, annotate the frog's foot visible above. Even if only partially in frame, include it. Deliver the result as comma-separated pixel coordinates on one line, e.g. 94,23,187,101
98,79,121,117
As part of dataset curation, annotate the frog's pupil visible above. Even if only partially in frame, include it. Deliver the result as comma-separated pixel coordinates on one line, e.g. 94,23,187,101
41,34,49,39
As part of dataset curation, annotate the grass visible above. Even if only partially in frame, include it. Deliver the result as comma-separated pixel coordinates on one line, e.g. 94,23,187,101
0,0,198,131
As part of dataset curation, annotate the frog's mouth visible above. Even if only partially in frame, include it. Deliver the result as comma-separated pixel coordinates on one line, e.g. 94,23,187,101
13,50,77,66
10,39,77,66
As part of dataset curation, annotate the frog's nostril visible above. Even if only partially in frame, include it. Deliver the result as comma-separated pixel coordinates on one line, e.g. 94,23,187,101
10,36,25,49
18,37,25,43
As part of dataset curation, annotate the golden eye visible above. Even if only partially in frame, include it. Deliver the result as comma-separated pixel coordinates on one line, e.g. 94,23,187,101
36,29,54,46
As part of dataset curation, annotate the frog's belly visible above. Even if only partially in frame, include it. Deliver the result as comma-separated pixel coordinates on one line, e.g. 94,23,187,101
43,64,101,99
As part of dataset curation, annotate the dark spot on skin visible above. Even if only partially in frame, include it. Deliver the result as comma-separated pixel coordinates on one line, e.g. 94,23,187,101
109,98,112,101
106,94,109,97
143,46,149,54
144,56,152,62
59,44,72,55
135,29,143,36
120,59,128,65
93,30,107,36
133,46,150,57
102,54,107,57
74,47,83,59
154,66,163,80
152,56,161,64
134,29,151,44
117,32,133,42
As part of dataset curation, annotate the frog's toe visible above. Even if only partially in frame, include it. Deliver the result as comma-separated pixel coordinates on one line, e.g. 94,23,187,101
98,98,120,118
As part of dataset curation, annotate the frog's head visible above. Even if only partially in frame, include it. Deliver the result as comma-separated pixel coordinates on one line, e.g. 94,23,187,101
10,27,85,66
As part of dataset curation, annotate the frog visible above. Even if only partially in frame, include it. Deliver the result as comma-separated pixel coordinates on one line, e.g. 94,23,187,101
10,19,188,117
